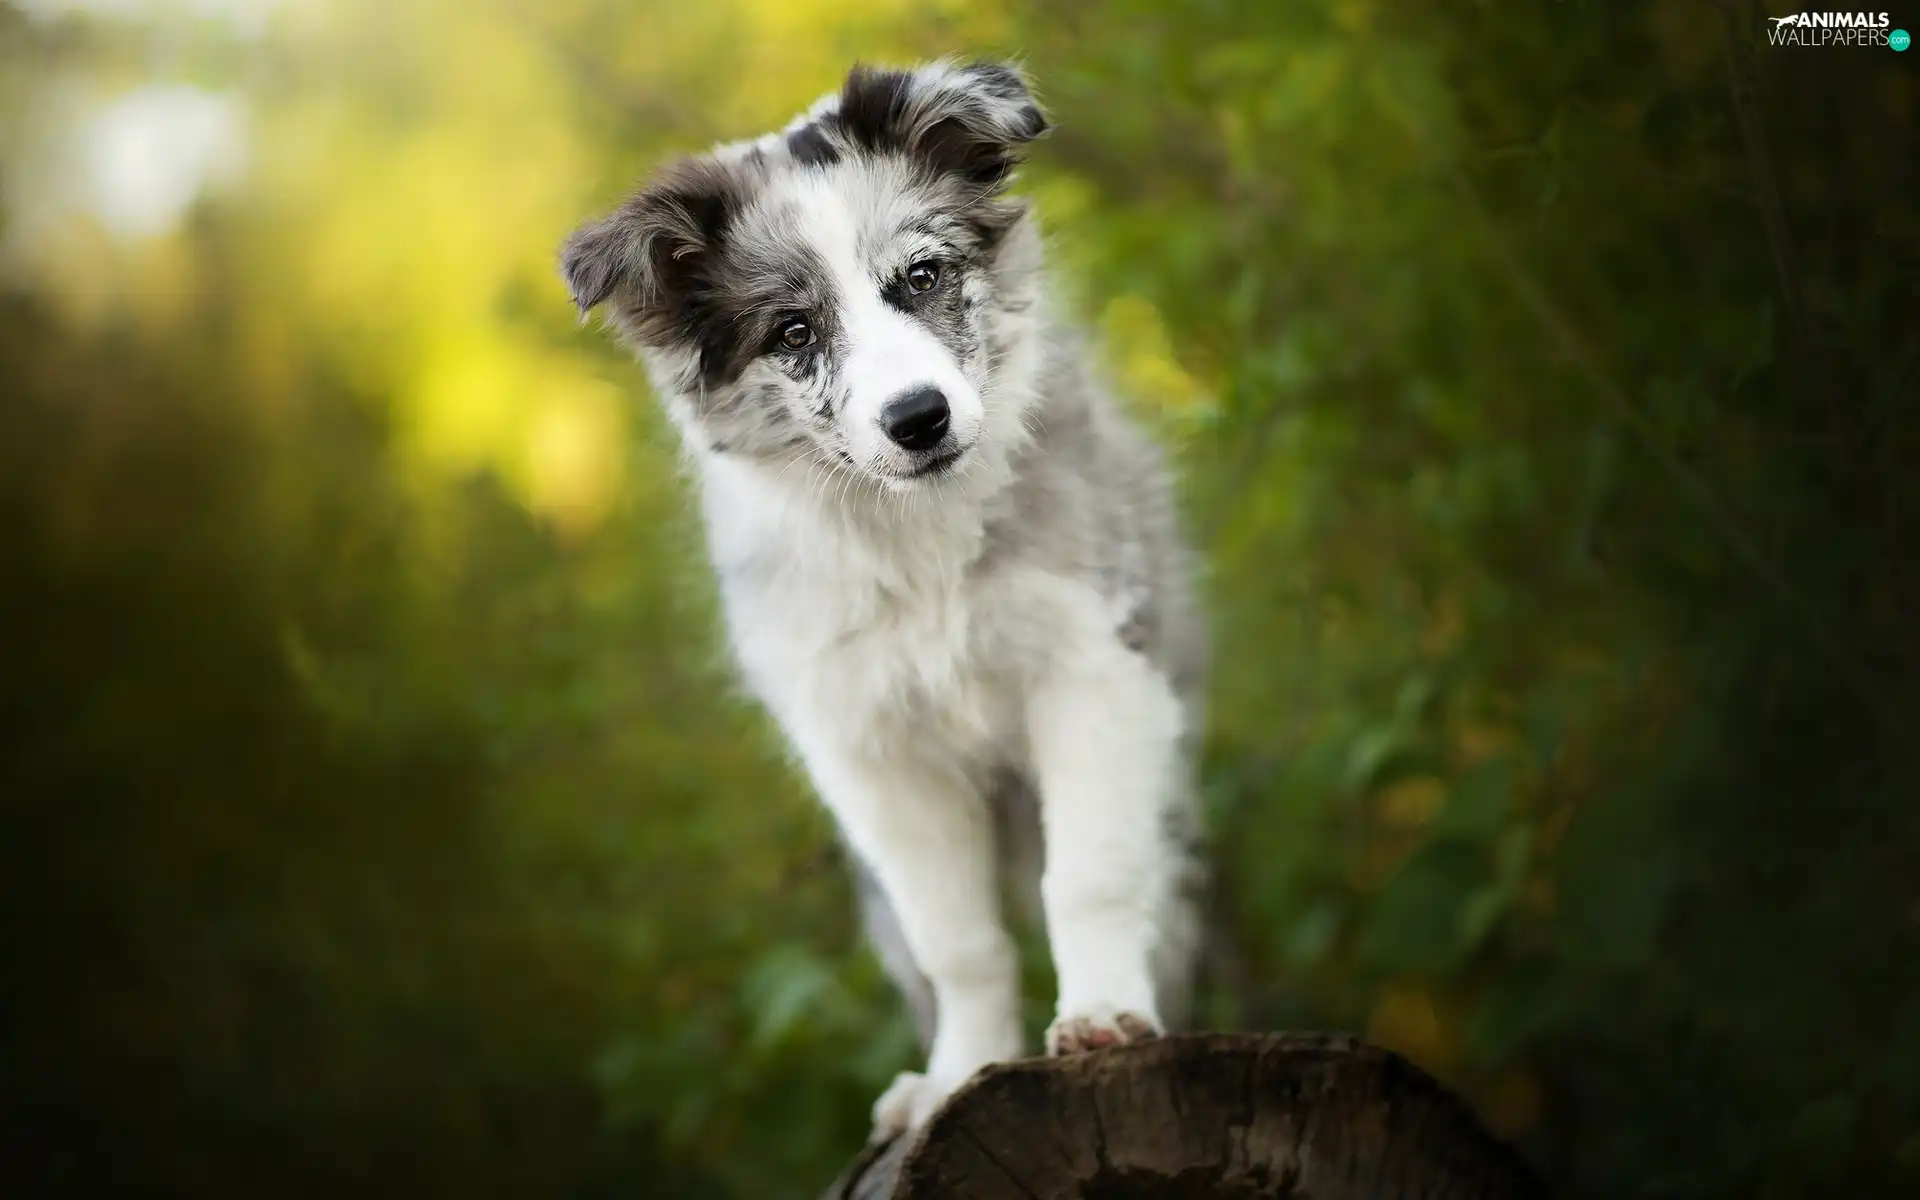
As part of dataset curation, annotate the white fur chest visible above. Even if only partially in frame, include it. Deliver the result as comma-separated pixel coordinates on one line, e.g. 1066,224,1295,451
700,462,1021,769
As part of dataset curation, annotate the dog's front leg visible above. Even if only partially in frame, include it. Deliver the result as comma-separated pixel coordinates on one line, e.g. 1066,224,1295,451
1027,632,1188,1054
794,734,1022,1137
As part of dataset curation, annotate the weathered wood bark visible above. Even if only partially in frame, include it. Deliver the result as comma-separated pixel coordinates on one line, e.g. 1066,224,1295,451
822,1033,1544,1199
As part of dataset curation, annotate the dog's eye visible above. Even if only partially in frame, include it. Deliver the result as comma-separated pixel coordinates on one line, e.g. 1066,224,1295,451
906,262,941,294
777,318,815,351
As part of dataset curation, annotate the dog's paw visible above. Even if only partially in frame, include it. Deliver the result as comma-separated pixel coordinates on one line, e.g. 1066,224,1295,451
1046,1005,1162,1056
869,1070,955,1142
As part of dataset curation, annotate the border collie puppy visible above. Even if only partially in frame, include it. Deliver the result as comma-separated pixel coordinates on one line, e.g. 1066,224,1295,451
561,58,1205,1137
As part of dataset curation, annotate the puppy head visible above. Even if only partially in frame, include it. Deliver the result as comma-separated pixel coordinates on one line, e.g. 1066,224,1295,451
561,60,1049,492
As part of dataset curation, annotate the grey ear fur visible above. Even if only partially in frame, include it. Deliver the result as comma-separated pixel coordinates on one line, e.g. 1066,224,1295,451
559,215,633,316
833,58,1050,189
556,157,745,324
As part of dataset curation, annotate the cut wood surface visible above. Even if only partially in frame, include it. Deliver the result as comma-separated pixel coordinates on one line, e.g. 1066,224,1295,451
822,1032,1544,1200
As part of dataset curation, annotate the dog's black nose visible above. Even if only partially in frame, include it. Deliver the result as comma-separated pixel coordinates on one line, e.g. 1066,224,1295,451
880,386,950,451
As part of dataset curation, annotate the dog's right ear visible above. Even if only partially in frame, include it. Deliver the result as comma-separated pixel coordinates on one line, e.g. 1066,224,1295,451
559,213,636,317
558,158,743,324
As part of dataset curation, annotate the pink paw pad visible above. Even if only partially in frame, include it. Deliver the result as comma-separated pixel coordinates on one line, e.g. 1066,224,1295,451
1047,1009,1161,1056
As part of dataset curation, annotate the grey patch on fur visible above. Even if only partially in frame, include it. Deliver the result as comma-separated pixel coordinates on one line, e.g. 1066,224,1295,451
786,122,841,167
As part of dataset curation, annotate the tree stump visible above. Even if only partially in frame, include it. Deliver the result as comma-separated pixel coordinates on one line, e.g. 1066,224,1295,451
822,1033,1544,1199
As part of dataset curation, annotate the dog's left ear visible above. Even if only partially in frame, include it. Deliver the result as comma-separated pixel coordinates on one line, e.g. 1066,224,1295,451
836,59,1050,190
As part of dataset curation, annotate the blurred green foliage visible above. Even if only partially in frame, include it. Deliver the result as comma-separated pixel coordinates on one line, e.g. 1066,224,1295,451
2,0,1917,1196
